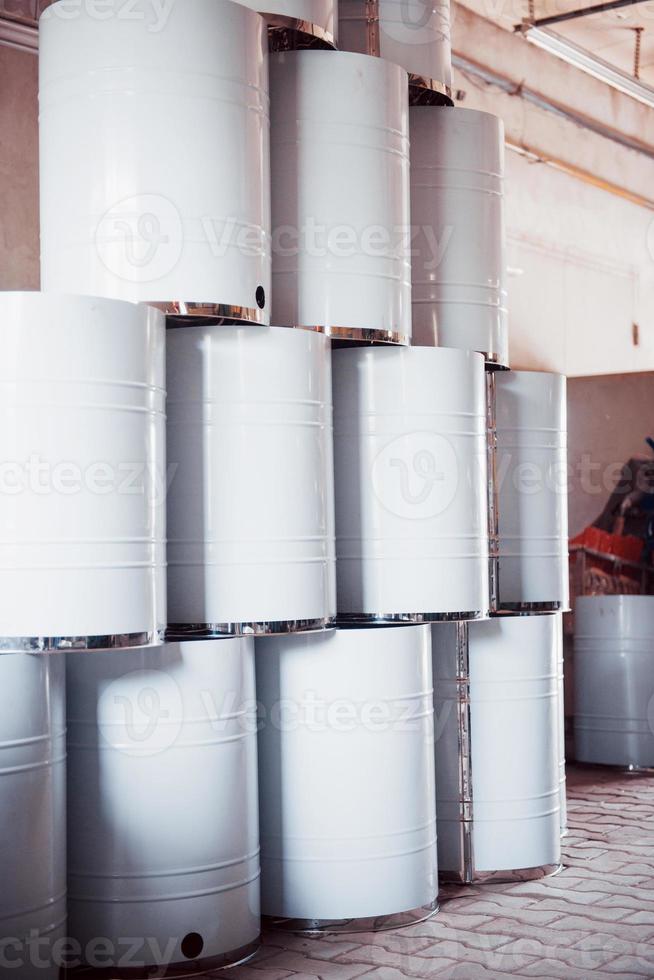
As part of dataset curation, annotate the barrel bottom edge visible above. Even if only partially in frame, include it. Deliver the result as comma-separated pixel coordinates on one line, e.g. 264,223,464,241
439,863,563,887
494,601,569,615
266,16,336,49
411,337,509,369
68,937,261,979
408,75,454,106
573,759,654,774
485,356,510,372
156,301,267,326
336,610,485,625
328,326,411,346
263,899,439,935
166,617,335,638
0,630,164,653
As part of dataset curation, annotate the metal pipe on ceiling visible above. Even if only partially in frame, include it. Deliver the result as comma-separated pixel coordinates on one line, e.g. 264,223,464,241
452,51,654,161
518,0,650,29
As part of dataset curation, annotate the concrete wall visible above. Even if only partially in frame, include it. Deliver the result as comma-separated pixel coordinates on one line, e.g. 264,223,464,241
567,372,654,537
505,150,654,377
0,43,39,289
449,1,654,378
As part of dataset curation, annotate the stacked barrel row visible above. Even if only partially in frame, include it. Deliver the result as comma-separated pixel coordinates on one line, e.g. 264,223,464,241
0,0,569,975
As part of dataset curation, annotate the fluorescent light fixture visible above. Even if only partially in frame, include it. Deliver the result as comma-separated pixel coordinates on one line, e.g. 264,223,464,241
523,25,654,108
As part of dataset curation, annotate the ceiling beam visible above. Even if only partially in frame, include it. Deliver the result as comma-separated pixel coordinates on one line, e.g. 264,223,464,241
453,50,654,159
519,0,650,29
451,1,654,205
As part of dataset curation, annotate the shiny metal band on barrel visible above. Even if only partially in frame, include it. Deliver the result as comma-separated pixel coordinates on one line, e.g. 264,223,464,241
0,630,164,654
581,762,654,774
408,74,453,105
446,622,475,885
167,618,334,638
486,356,511,371
486,370,499,612
151,301,267,326
265,900,439,935
432,618,561,884
497,601,569,614
441,865,562,887
336,611,485,625
295,325,411,346
266,14,336,48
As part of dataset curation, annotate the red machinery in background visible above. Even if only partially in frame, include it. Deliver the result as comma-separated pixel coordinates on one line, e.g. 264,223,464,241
568,447,654,629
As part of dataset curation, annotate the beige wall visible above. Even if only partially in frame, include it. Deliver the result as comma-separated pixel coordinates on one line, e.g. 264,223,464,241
567,372,654,537
0,43,39,290
451,2,654,379
505,151,654,378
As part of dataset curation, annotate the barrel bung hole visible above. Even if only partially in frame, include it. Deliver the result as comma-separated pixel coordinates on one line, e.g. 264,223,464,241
181,932,204,960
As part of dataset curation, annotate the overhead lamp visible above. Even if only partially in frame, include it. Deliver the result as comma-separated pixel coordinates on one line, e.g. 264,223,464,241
521,25,654,109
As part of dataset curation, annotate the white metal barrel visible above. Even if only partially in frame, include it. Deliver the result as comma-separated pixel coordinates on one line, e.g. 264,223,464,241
67,638,260,974
270,50,411,344
332,345,489,621
410,107,508,367
166,324,335,634
338,0,452,101
574,596,654,769
555,615,568,833
432,616,561,881
39,0,271,323
0,293,166,652
0,653,66,980
256,624,438,927
495,370,569,610
486,372,500,610
235,0,336,45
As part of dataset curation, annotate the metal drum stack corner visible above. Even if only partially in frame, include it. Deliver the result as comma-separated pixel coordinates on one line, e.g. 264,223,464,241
256,623,439,929
39,0,271,325
338,0,453,104
432,614,562,884
66,637,261,976
495,369,569,613
0,292,166,652
269,49,412,345
0,653,66,980
234,0,337,48
332,344,490,623
166,322,336,636
409,107,509,369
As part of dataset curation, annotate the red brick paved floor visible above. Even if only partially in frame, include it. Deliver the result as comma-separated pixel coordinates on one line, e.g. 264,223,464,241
218,764,654,980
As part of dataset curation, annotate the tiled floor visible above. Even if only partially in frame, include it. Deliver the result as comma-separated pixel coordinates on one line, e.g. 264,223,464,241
220,764,654,980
